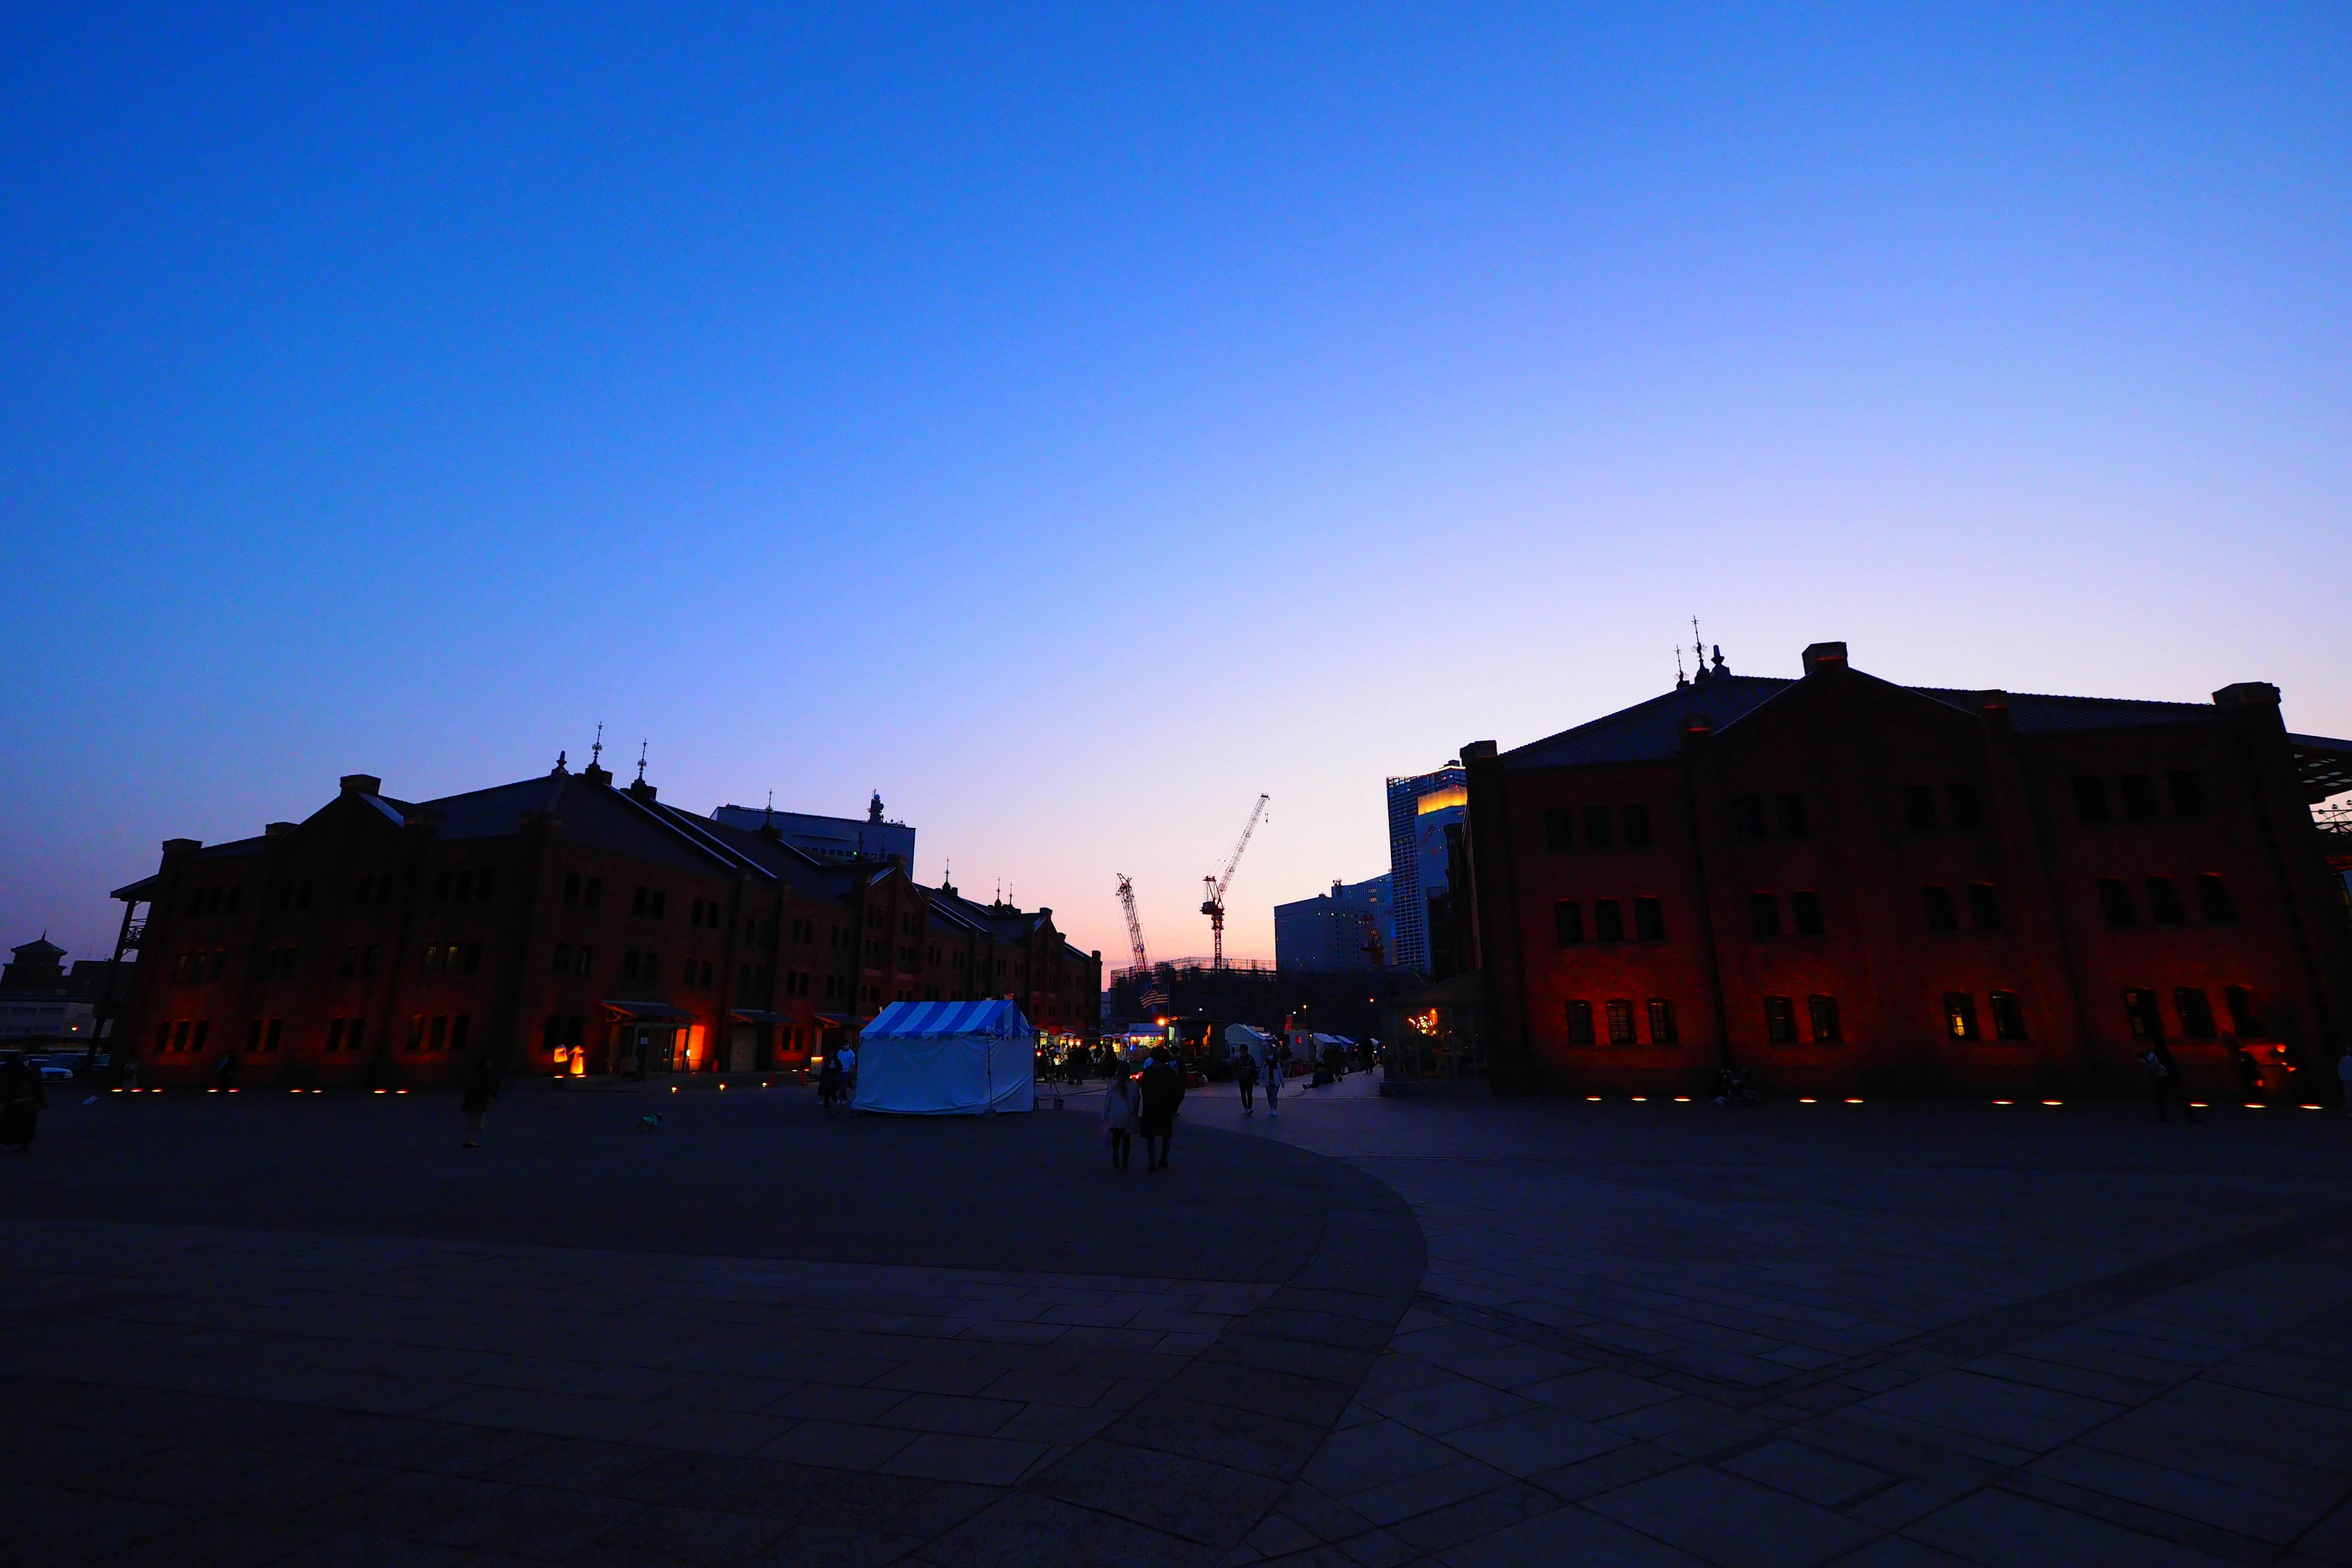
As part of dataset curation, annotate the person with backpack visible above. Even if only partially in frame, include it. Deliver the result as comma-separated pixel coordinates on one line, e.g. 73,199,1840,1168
2141,1037,2197,1123
1261,1038,1284,1118
1237,1047,1259,1114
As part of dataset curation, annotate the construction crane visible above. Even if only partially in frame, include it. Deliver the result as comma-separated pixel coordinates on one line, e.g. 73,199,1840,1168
1115,874,1150,977
1200,793,1270,968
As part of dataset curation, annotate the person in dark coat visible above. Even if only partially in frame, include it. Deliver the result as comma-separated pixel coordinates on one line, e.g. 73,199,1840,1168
461,1051,502,1148
1137,1048,1182,1172
0,1055,44,1153
2141,1038,2198,1123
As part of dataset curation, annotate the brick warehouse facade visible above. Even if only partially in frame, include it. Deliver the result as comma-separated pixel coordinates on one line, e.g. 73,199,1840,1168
1460,643,2352,1103
115,755,1100,1088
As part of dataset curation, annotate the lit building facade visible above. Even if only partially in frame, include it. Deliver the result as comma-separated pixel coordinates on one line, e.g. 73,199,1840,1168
1461,642,2352,1102
115,755,1099,1088
1274,874,1395,971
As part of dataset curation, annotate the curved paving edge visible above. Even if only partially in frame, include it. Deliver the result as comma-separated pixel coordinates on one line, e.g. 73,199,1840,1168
910,1152,1428,1567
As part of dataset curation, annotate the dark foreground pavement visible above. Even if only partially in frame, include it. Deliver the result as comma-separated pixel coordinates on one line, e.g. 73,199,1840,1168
10,1078,2352,1566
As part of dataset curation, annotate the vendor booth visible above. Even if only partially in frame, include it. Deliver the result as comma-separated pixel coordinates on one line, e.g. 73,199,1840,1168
852,999,1036,1115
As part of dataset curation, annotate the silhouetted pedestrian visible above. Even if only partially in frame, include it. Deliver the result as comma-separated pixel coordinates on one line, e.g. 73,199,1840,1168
0,1055,43,1153
1102,1064,1137,1169
1237,1049,1257,1114
461,1051,501,1148
1139,1049,1181,1171
2141,1039,2197,1123
818,1052,843,1114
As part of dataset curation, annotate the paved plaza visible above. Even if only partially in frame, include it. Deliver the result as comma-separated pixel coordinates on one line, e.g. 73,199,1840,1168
6,1076,2352,1566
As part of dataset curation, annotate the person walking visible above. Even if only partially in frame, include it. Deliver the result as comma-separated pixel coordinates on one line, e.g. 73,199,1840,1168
836,1041,858,1109
1138,1047,1181,1171
1261,1039,1283,1118
0,1055,43,1154
2141,1037,2198,1123
818,1050,843,1114
460,1050,501,1149
1237,1047,1257,1114
1102,1060,1137,1169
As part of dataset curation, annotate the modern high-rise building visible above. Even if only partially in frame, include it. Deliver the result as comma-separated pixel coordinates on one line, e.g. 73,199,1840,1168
1273,874,1394,971
1386,766,1467,974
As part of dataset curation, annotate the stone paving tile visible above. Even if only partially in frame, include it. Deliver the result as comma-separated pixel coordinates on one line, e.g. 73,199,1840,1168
1585,1463,1881,1568
1902,1484,2241,1567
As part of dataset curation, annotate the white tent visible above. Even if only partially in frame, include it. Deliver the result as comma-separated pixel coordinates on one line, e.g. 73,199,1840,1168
852,999,1036,1115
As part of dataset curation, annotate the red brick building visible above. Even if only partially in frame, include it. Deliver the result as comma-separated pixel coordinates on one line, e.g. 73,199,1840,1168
115,754,1100,1088
1460,643,2352,1102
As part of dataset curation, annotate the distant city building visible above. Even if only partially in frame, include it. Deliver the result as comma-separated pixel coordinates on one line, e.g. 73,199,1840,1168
1274,875,1394,971
1387,766,1468,976
1458,639,2352,1102
710,793,914,867
0,936,137,1044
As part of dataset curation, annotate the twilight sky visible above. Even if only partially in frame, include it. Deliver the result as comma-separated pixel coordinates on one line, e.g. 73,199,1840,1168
4,5,2348,967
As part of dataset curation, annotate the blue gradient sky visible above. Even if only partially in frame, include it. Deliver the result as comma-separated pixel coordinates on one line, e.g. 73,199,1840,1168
4,5,2348,966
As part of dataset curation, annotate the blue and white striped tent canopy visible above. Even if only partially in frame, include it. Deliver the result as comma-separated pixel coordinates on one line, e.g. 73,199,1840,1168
854,999,1035,1115
861,998,1032,1039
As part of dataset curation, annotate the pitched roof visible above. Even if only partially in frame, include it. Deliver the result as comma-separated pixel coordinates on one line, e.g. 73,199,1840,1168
1502,672,2350,791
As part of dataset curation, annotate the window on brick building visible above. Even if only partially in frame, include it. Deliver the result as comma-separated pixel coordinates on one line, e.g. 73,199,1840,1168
2196,875,2236,924
1584,806,1614,848
2074,776,2111,823
1791,891,1825,936
2097,878,2135,925
584,877,601,909
631,887,647,917
1750,893,1781,938
1623,804,1653,846
1646,999,1678,1044
1553,902,1583,944
623,949,639,981
2224,985,2266,1038
1593,899,1624,942
1732,796,1766,840
1967,884,2002,930
1765,996,1798,1043
2168,769,2208,816
2145,877,2186,925
1990,991,2027,1040
2122,988,2161,1039
1565,1000,1594,1046
2120,773,2159,820
1775,794,1808,839
1904,786,1939,830
1948,784,1983,828
1944,993,1979,1040
451,1016,470,1053
1922,886,1959,933
1807,995,1841,1042
456,870,475,901
1605,1000,1637,1046
2174,988,2217,1038
1635,897,1665,941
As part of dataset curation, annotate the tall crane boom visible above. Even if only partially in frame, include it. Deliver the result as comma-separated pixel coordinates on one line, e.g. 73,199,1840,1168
1200,793,1270,968
1115,874,1150,976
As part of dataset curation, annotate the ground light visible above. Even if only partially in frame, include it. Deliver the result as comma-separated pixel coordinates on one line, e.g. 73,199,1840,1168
2041,1099,2062,1106
2245,1103,2264,1109
1845,1098,1864,1104
2304,1104,2326,1110
1630,1096,1646,1102
1674,1096,1691,1102
1798,1097,1817,1104
1586,1096,1601,1102
1993,1099,2013,1105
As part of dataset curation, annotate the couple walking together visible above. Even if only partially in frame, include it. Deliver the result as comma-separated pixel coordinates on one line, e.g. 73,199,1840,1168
1102,1047,1184,1171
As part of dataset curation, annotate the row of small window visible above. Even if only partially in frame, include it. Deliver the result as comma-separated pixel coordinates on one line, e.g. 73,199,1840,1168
1551,898,1667,944
405,1014,473,1053
1901,785,1986,832
2126,985,2267,1040
171,950,228,982
1564,998,1679,1046
1752,891,1829,938
1734,795,1811,841
186,884,243,917
614,949,718,987
1542,804,1654,852
541,1014,588,1049
2100,875,2235,926
2076,770,2207,824
420,941,483,976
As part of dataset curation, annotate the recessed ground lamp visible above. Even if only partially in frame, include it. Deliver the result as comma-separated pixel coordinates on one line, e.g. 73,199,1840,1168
1586,1095,1602,1102
2303,1104,2325,1110
2244,1103,2264,1109
1798,1097,1817,1104
1630,1096,1647,1102
1992,1099,2013,1105
2041,1099,2062,1106
1674,1096,1691,1102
